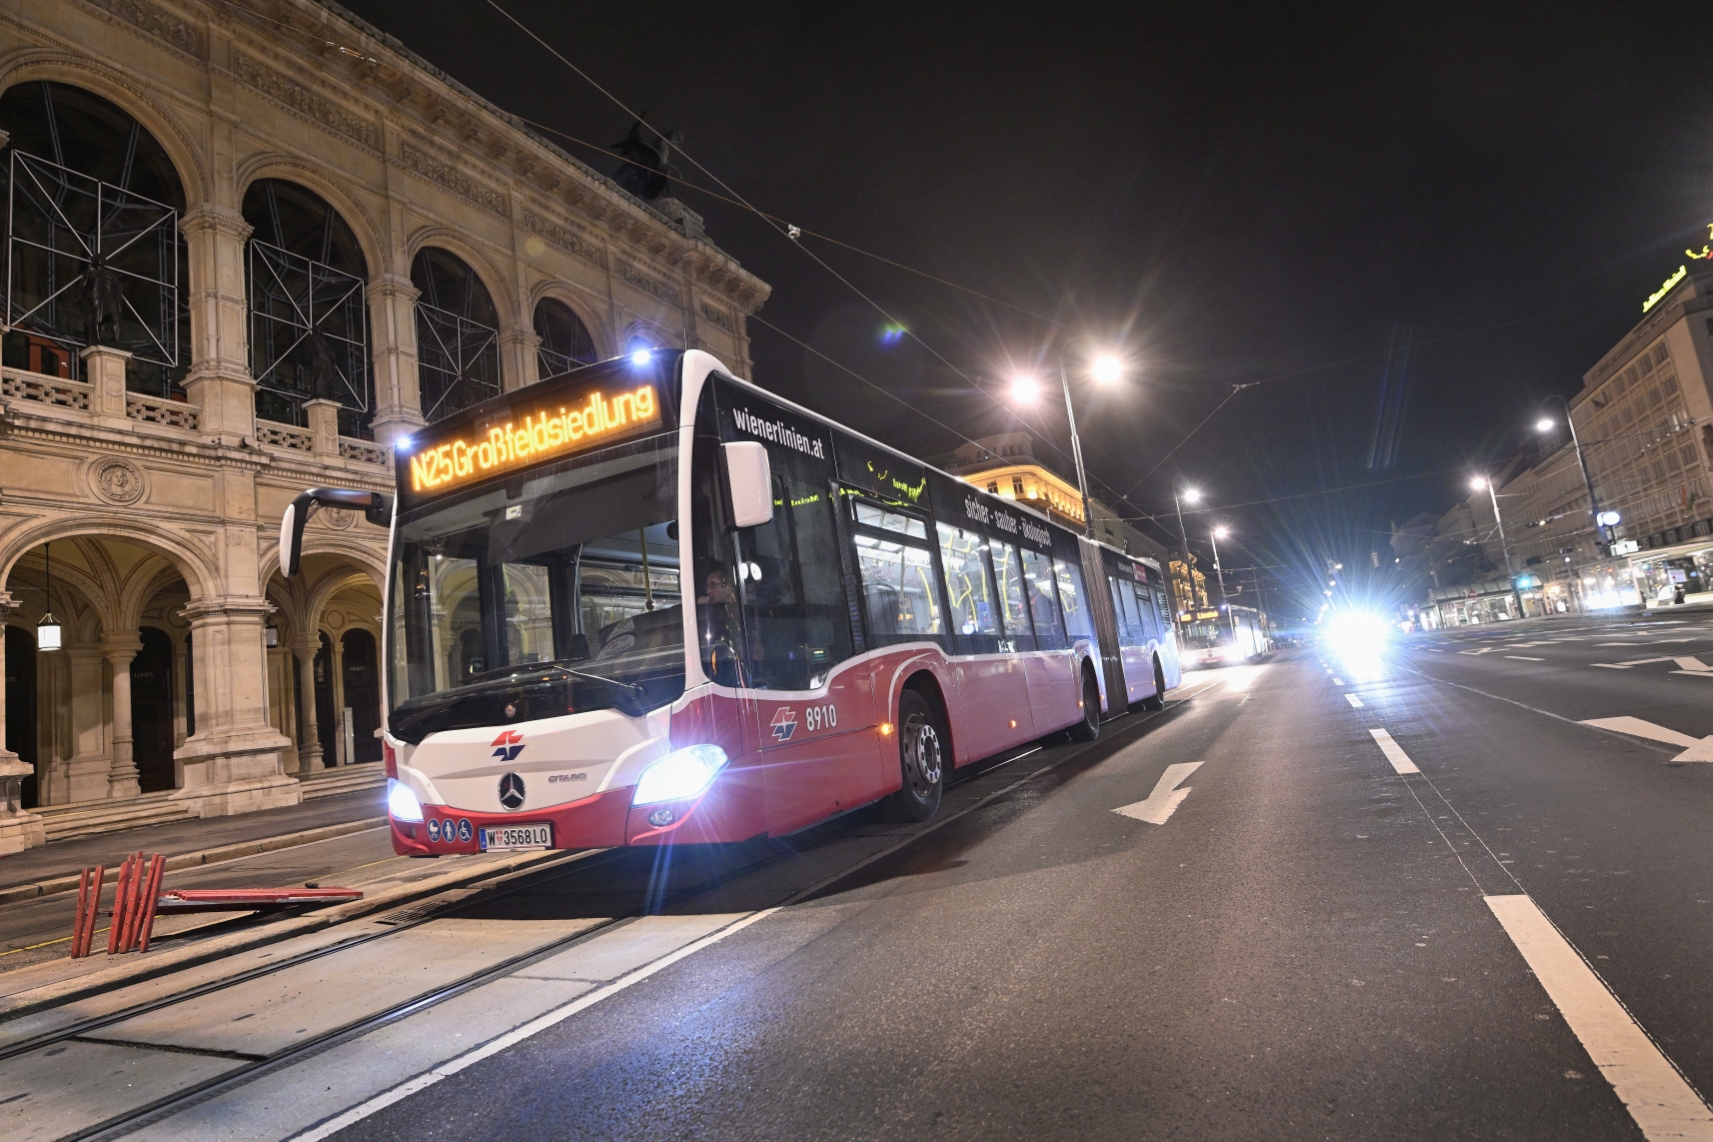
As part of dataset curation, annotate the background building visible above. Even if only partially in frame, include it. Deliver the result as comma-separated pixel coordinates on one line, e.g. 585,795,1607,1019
0,0,767,851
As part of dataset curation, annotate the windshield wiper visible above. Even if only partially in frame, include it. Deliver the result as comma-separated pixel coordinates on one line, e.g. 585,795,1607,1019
553,663,646,698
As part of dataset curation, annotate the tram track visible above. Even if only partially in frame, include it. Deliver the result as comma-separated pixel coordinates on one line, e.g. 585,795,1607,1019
17,689,1210,1141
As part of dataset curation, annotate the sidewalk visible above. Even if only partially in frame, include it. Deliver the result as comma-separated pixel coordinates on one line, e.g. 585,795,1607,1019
0,785,387,902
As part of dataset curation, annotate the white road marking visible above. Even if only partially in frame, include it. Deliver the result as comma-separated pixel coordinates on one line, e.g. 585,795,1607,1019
1368,728,1420,774
1590,657,1676,669
1673,656,1712,672
1504,656,1544,661
1113,762,1204,825
1344,694,1364,708
1580,717,1713,762
1671,671,1713,679
1331,676,1344,685
287,908,780,1141
1485,895,1713,1141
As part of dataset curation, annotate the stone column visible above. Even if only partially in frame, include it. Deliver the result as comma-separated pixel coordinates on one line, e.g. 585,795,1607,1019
369,273,426,447
0,593,45,854
172,598,299,816
103,633,142,799
293,636,323,772
66,645,111,803
329,635,346,766
181,203,258,447
500,326,541,391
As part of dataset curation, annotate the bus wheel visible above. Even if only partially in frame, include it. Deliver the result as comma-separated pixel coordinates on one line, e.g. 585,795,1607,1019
1068,667,1100,742
884,689,945,822
1140,657,1167,711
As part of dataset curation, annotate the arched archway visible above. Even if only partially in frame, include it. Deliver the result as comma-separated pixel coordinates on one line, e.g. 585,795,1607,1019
411,246,499,421
0,81,189,398
243,178,373,437
533,295,597,380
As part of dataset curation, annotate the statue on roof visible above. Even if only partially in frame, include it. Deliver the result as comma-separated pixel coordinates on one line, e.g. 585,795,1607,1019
610,115,683,203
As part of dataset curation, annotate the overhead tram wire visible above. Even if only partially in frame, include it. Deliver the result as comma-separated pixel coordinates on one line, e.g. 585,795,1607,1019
477,0,1145,502
481,0,1627,532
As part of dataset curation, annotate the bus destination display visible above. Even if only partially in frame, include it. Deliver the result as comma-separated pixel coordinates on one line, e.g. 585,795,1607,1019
405,379,662,500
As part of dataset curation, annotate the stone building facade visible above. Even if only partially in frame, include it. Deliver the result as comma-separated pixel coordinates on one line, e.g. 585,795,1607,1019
0,0,767,851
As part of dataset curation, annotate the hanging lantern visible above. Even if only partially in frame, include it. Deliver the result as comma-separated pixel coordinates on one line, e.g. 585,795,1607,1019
38,541,62,651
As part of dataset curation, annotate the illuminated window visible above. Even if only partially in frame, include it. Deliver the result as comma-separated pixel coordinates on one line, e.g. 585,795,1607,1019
1012,476,1025,497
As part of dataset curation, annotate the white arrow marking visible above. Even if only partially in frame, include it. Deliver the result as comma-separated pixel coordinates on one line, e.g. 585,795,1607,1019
1673,656,1711,672
1581,716,1713,762
1114,762,1204,824
1369,728,1420,774
1590,657,1676,669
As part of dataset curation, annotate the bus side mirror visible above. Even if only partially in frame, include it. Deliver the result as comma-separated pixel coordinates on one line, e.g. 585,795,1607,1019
280,487,393,577
722,442,773,529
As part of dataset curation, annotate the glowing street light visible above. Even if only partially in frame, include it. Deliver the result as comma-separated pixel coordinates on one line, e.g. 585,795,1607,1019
1208,524,1232,636
1535,397,1608,546
1471,472,1522,618
1005,342,1128,539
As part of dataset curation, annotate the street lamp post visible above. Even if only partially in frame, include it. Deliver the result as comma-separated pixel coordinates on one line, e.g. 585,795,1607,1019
1173,486,1200,615
1010,349,1124,541
1472,475,1524,619
1059,361,1094,539
1535,396,1607,549
1210,525,1232,636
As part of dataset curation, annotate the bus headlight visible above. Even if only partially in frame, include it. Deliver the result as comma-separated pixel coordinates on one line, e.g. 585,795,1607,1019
633,745,728,806
387,779,424,822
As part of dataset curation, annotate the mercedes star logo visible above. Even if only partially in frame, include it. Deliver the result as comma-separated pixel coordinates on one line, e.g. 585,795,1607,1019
498,771,526,811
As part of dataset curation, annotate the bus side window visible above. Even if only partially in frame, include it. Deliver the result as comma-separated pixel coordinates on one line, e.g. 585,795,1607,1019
937,524,1000,644
1130,581,1159,643
1054,559,1095,642
1021,548,1065,649
1109,577,1140,647
736,448,854,690
988,539,1036,651
1153,588,1173,633
850,501,943,648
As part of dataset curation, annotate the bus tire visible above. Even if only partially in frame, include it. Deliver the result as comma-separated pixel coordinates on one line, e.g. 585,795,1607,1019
1068,666,1101,742
883,689,945,822
1140,657,1167,711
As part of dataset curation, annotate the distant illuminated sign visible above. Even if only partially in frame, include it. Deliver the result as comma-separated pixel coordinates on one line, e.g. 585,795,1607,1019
407,383,660,496
1643,266,1687,313
1610,539,1640,556
1686,224,1713,262
1597,510,1621,527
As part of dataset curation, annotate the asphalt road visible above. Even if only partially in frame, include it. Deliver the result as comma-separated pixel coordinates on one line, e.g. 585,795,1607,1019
11,618,1713,1141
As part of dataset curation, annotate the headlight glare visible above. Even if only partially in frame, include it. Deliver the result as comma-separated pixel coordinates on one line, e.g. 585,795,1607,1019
633,744,728,806
387,778,424,822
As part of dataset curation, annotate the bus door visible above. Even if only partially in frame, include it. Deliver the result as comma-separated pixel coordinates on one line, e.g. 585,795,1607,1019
712,382,881,831
935,521,1033,758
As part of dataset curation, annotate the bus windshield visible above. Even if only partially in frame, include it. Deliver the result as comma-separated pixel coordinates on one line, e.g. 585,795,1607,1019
386,432,683,742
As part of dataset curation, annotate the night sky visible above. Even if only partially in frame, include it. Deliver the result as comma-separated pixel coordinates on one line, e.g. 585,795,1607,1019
339,1,1713,616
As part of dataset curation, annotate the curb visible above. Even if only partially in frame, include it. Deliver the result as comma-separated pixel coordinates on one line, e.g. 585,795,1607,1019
0,817,389,906
0,846,579,1023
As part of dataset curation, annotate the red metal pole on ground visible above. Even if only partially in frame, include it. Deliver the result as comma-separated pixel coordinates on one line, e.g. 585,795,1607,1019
79,866,105,958
120,851,148,952
136,854,165,952
107,855,134,955
71,867,93,959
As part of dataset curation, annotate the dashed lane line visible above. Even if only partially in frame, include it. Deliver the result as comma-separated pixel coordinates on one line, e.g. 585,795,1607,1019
1367,728,1420,774
1363,726,1713,1140
1331,676,1344,685
1504,655,1544,661
1485,896,1713,1141
1344,694,1364,708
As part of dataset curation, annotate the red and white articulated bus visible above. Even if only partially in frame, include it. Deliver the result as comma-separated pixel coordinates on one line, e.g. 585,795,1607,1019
280,350,1181,856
